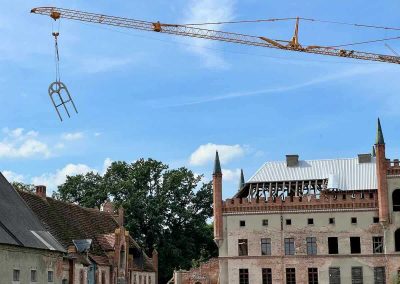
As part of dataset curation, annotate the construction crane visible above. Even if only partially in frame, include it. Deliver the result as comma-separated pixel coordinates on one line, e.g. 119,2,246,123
31,7,400,65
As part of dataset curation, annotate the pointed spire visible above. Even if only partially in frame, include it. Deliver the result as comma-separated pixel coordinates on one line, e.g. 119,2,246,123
238,169,245,191
372,145,376,157
213,151,222,175
376,118,385,145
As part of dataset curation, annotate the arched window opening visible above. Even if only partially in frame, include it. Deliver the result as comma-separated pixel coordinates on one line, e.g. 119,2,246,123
393,189,400,212
395,229,400,252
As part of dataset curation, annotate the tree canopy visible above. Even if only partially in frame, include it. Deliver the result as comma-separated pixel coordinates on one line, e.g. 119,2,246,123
54,158,217,283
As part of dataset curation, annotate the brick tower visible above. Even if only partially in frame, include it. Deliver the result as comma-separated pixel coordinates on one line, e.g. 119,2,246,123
213,151,223,247
375,118,390,224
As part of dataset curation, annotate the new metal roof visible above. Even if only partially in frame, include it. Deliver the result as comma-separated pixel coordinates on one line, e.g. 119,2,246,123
248,157,377,191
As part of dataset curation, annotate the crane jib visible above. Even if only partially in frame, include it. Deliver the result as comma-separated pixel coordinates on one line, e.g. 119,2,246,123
30,7,400,65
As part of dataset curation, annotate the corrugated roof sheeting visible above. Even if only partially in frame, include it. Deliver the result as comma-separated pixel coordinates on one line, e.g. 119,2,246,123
248,158,377,191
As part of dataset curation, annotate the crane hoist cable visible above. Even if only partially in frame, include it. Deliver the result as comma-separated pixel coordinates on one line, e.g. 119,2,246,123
47,21,78,122
30,7,400,65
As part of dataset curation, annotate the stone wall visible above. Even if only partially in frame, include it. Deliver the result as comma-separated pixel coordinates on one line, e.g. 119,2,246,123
0,244,64,283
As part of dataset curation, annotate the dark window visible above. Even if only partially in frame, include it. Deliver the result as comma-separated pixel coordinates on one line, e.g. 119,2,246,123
308,268,318,284
31,270,38,282
308,218,314,225
120,246,126,269
13,270,20,281
343,194,346,200
62,280,68,284
286,219,292,225
261,238,271,255
48,271,54,282
369,192,374,199
393,189,400,211
307,237,317,255
286,268,296,284
328,237,338,254
351,217,357,224
262,268,272,284
395,229,400,251
238,239,248,256
350,237,361,254
329,218,335,224
240,220,246,227
262,219,269,226
284,238,295,255
329,267,341,284
351,267,363,284
373,217,379,223
373,236,383,253
239,269,249,284
374,267,385,284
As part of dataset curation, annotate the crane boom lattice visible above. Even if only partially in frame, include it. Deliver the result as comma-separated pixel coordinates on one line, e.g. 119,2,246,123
31,7,400,65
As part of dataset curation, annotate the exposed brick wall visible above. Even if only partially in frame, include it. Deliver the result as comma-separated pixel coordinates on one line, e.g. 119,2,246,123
223,191,378,213
175,258,219,284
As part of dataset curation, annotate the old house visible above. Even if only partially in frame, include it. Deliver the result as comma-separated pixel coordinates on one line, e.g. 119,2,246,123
213,120,400,284
0,173,66,283
18,186,158,284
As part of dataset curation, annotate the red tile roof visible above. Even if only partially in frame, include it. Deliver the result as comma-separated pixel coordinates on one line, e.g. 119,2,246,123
18,190,155,272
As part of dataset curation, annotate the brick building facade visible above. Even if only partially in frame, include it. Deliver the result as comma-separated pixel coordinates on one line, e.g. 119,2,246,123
213,119,400,284
17,185,158,284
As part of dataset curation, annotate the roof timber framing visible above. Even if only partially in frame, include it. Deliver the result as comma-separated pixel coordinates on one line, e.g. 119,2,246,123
236,179,329,200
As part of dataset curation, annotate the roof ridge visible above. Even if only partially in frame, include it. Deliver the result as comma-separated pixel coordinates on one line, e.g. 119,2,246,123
263,157,370,163
18,189,110,214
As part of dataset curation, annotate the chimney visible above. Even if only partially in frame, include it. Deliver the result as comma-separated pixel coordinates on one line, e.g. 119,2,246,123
358,153,372,163
286,155,299,167
117,207,124,226
103,200,114,213
152,249,159,284
35,185,47,198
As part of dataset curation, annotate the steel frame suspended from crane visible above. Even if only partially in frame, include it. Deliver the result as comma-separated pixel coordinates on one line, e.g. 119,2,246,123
31,6,400,65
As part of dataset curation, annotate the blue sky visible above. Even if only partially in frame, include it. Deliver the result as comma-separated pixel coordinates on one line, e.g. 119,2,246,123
1,0,400,198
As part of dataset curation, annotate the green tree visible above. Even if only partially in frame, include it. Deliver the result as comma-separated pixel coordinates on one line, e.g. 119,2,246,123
11,181,36,192
54,158,217,283
55,172,106,208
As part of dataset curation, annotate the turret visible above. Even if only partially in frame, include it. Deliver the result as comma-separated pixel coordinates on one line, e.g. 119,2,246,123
375,118,389,224
238,169,245,191
213,151,223,247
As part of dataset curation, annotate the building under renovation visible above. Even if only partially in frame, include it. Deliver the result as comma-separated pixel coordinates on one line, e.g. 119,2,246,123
212,119,400,284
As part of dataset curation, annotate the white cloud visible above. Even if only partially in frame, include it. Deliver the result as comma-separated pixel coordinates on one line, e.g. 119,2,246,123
2,170,25,183
182,0,235,68
0,128,51,159
102,157,113,174
32,163,95,192
61,132,84,141
30,158,112,193
221,168,241,181
94,132,102,137
189,143,245,166
165,65,385,107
